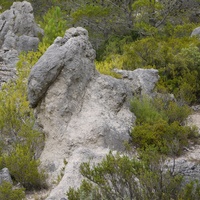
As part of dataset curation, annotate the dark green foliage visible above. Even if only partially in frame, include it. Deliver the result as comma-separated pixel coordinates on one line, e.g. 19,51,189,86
39,6,67,45
96,33,139,61
131,120,194,155
0,0,16,11
1,145,47,190
130,96,191,125
130,96,197,155
179,180,200,200
130,96,165,125
67,150,200,200
0,182,25,200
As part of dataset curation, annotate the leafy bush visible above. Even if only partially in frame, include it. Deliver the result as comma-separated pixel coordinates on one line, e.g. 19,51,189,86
178,180,200,200
131,120,196,155
0,182,25,200
0,44,46,151
67,150,200,200
2,145,47,190
130,96,166,125
130,96,197,155
95,55,123,78
39,6,66,45
131,96,192,125
0,0,15,11
164,101,192,124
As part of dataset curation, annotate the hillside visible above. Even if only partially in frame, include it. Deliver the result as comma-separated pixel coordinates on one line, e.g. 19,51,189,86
1,1,200,200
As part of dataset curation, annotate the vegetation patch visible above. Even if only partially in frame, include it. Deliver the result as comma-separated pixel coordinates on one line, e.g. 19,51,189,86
130,96,198,155
67,150,200,200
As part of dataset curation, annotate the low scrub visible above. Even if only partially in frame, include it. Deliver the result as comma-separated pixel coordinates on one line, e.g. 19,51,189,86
130,96,198,155
67,151,200,200
0,182,25,200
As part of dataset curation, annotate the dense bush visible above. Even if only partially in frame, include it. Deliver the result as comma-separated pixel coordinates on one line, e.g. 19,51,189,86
2,145,47,190
130,96,192,125
39,6,66,45
0,182,25,200
67,150,200,200
130,96,165,125
131,120,197,155
130,96,198,155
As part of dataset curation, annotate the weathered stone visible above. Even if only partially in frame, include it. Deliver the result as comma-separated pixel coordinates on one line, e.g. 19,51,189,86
0,1,43,87
114,68,159,95
191,26,200,37
0,1,43,51
27,27,159,199
0,168,12,185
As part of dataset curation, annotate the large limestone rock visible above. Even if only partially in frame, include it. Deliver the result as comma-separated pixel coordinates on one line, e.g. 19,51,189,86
0,1,43,87
28,27,159,199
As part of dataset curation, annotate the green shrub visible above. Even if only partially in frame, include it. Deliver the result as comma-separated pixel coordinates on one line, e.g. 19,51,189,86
0,4,70,191
164,101,192,124
130,96,166,125
39,6,66,45
67,151,200,200
0,0,15,11
130,96,197,155
3,145,47,190
178,180,200,200
0,181,25,200
131,120,195,155
131,96,192,125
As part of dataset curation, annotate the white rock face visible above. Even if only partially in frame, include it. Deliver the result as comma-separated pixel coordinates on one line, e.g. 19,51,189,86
191,27,200,37
0,168,12,185
0,1,43,87
28,27,159,199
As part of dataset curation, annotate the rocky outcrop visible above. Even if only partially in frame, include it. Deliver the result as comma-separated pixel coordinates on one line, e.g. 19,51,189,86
0,1,43,87
28,27,159,199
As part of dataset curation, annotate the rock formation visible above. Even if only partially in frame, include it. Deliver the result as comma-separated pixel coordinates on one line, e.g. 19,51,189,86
0,1,43,87
0,168,12,185
28,27,159,199
191,26,200,37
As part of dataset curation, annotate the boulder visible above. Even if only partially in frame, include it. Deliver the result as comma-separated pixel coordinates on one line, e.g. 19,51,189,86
0,1,43,87
0,168,12,185
28,27,159,199
191,26,200,37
